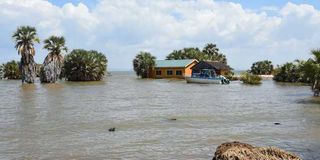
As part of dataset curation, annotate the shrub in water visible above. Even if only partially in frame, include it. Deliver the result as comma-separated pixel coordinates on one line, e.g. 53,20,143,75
64,49,107,81
240,72,262,85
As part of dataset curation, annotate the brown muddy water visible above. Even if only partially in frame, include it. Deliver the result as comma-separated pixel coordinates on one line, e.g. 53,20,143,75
0,71,320,160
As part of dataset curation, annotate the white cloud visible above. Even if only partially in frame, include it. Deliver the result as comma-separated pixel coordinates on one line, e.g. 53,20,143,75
0,0,320,70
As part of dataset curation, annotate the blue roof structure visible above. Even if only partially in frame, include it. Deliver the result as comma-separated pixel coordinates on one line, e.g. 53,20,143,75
155,59,197,68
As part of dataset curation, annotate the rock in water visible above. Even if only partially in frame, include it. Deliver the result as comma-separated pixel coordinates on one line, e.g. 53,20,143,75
212,141,301,160
108,127,115,132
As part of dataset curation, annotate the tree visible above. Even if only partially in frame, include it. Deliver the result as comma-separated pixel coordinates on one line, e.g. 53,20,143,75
12,26,40,83
250,60,273,75
40,36,67,83
311,49,320,64
2,60,21,79
166,48,203,60
166,43,228,64
202,43,227,64
64,49,108,81
273,62,301,82
0,64,3,79
133,52,156,78
310,49,320,96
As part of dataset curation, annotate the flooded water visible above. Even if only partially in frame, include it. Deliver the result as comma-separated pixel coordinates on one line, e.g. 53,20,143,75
0,71,320,160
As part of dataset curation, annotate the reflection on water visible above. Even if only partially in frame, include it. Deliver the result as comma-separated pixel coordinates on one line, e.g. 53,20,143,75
0,72,320,160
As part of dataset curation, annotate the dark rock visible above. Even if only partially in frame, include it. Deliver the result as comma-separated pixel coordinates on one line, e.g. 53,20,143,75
274,122,281,125
170,118,177,121
212,141,301,160
108,127,116,132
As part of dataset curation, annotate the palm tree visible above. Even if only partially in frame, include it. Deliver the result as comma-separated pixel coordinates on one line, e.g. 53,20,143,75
133,52,156,78
166,48,203,60
0,64,3,79
202,43,227,64
12,26,40,83
40,36,67,83
311,49,320,64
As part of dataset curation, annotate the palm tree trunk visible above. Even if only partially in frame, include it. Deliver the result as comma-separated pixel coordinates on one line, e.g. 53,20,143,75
313,80,320,96
40,59,62,83
20,55,36,83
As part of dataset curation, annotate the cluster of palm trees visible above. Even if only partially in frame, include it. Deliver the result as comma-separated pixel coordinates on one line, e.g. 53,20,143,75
273,50,320,83
64,49,107,81
2,25,108,83
11,26,67,83
132,43,228,78
271,49,320,96
166,43,227,63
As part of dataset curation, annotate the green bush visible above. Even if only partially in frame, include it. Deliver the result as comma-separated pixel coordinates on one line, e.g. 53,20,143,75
133,52,156,78
250,60,273,75
2,60,21,79
240,72,262,85
64,49,108,81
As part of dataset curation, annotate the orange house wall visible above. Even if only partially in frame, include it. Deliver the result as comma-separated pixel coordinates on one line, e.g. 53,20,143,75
150,61,197,79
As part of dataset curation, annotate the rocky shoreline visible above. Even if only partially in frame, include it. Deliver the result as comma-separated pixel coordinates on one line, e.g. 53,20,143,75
212,141,301,160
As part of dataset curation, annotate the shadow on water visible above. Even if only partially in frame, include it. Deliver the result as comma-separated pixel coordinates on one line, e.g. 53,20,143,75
41,83,64,90
296,97,320,105
20,83,37,92
64,80,106,86
274,81,310,87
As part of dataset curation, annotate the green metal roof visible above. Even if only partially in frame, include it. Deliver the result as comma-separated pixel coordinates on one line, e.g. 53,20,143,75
155,59,196,68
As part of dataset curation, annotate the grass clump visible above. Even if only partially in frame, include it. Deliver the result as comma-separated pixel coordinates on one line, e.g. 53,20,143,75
240,72,262,85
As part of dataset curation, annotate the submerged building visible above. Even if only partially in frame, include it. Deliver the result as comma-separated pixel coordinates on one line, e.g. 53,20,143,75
150,59,198,79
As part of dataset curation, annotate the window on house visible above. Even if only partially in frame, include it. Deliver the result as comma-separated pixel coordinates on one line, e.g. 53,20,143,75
176,70,182,75
167,70,173,75
156,70,162,75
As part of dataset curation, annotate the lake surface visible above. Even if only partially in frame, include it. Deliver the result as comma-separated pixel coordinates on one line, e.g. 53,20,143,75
0,71,320,160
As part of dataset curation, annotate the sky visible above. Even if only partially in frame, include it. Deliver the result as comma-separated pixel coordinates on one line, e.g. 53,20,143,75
1,0,320,71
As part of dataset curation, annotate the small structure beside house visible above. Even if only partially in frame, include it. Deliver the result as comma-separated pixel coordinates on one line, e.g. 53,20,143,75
191,61,230,76
150,59,198,79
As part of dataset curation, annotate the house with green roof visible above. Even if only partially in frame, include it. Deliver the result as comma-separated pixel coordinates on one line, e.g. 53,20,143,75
150,59,198,79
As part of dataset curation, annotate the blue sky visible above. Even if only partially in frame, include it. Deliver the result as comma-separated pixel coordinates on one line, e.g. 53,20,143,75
49,0,320,10
1,0,320,70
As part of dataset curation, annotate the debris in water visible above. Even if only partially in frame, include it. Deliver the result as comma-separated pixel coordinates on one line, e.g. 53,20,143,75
109,127,116,132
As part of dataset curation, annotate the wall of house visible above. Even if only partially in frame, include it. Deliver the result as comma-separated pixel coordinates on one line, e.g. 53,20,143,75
152,67,186,79
184,61,197,77
149,61,197,79
218,69,229,75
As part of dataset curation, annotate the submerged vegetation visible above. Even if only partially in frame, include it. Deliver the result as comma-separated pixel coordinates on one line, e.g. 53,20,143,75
64,49,107,81
10,26,108,82
133,52,156,78
2,25,320,96
40,36,67,83
273,49,320,96
240,72,262,85
12,26,40,83
2,60,21,79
